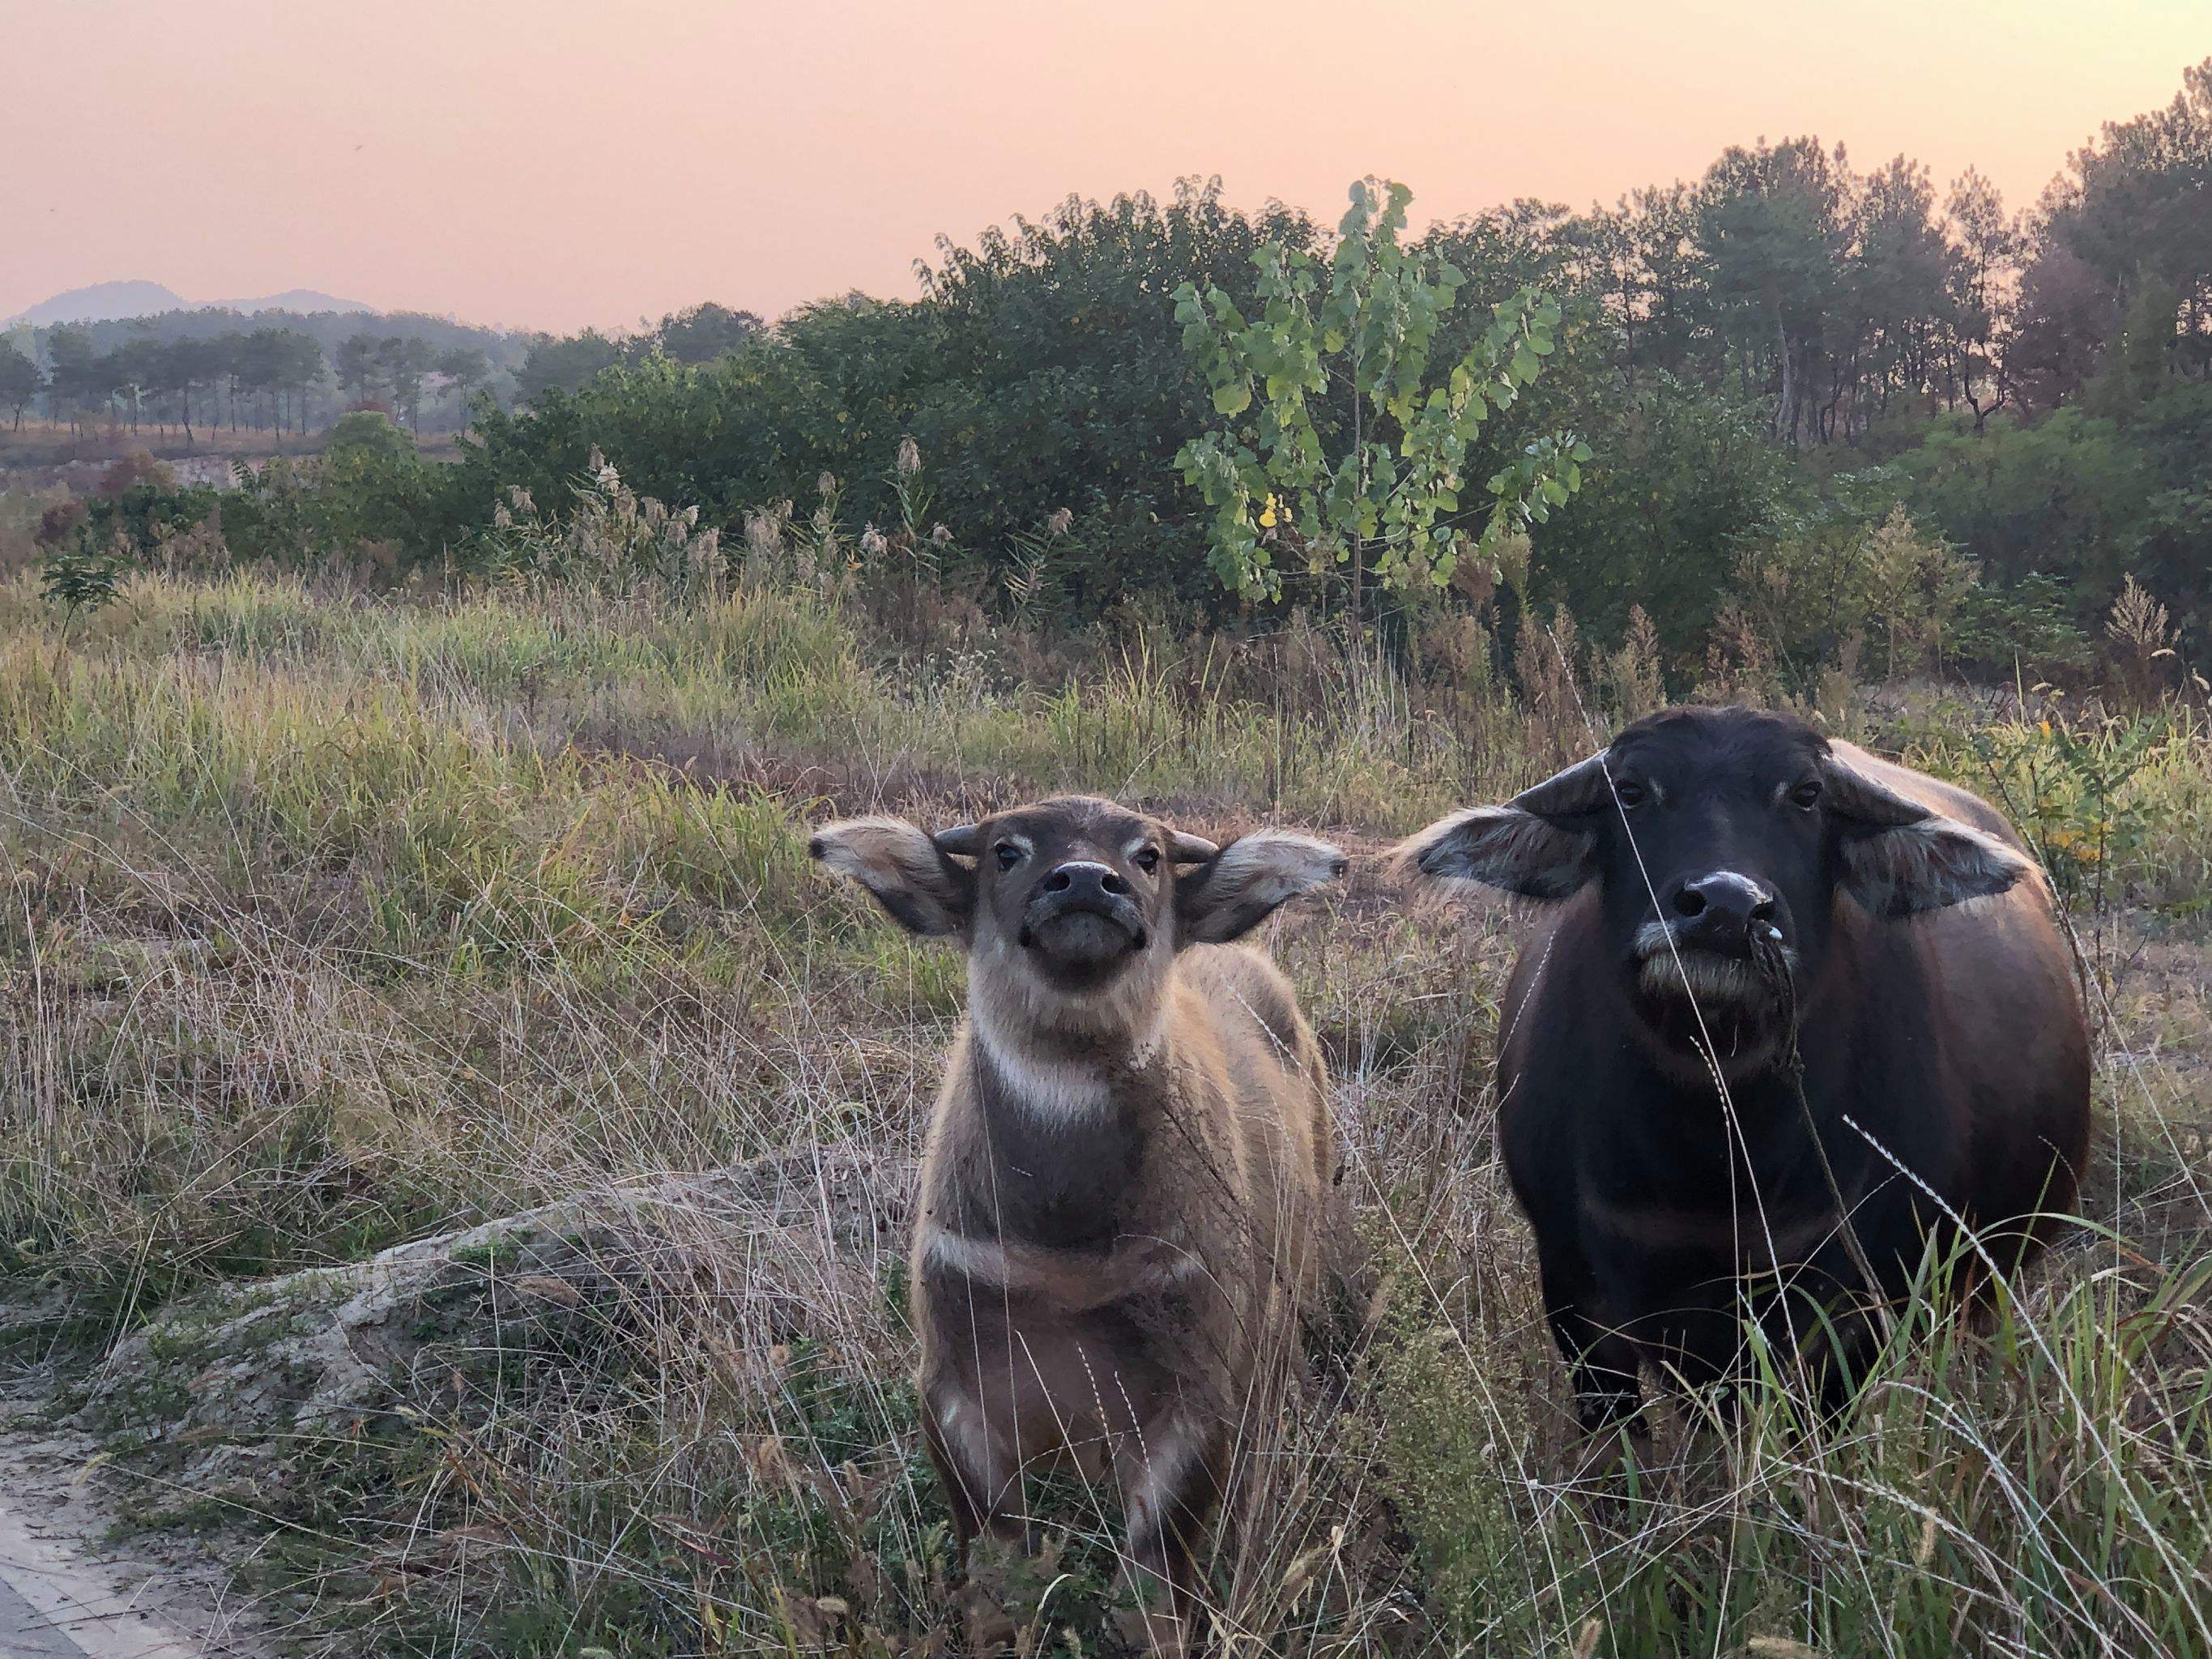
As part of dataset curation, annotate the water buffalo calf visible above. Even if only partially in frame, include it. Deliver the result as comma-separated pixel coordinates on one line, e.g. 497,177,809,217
812,795,1345,1653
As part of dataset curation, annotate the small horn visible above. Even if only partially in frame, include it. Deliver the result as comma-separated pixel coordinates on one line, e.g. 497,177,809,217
1510,752,1615,817
1169,830,1220,864
932,824,982,856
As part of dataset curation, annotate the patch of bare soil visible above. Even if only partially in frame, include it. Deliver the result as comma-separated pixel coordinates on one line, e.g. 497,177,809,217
0,1380,280,1657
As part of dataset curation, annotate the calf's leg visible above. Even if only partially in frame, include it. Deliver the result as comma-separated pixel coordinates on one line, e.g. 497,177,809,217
920,1371,1026,1561
1113,1406,1225,1659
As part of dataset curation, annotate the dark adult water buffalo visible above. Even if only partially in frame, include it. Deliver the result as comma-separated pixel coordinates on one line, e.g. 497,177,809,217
1396,706,2091,1429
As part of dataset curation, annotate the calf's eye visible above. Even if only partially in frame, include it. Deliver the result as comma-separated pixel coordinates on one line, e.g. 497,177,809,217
1134,847,1161,873
1612,779,1647,808
995,843,1023,871
1791,780,1823,810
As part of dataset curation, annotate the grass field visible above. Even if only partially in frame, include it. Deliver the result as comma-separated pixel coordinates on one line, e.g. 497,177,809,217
1,567,2208,1657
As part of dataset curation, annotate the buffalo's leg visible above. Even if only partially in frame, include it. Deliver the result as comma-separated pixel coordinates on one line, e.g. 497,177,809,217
923,1371,1037,1653
1794,1247,1889,1417
1114,1407,1225,1659
1540,1256,1645,1436
921,1372,1025,1563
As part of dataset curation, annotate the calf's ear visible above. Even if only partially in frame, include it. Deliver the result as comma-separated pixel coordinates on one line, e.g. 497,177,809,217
1823,760,2031,917
1176,831,1347,944
1391,752,1613,901
809,816,977,937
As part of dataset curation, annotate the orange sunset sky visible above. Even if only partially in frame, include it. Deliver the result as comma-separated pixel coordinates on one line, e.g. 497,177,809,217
6,1,2207,333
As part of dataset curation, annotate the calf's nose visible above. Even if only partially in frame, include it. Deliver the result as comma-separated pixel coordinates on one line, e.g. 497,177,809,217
1667,871,1776,955
1041,860,1127,901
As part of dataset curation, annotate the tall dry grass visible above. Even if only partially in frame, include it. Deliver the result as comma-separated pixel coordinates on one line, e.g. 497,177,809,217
0,568,2206,1656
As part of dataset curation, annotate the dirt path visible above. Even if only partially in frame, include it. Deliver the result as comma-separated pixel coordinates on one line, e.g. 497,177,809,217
0,1406,275,1659
0,1488,201,1657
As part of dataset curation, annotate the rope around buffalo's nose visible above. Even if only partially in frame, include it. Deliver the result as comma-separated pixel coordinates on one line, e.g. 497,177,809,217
1747,920,1800,1073
1750,923,1890,1337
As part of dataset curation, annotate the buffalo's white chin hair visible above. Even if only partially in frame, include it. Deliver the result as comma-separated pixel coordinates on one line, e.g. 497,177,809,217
1632,922,1792,1011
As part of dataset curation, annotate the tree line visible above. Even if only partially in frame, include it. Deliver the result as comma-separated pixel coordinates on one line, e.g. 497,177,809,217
2,301,772,440
27,62,2212,686
5,325,328,437
442,60,2209,657
510,302,765,401
0,326,497,438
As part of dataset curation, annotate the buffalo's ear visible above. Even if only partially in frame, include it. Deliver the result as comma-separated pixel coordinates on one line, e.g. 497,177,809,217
1824,758,2031,917
808,816,977,937
1391,752,1613,901
1176,831,1347,945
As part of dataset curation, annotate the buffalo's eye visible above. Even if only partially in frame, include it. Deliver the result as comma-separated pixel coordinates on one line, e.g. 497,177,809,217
1790,779,1823,810
1134,847,1161,873
1612,778,1647,808
994,842,1023,871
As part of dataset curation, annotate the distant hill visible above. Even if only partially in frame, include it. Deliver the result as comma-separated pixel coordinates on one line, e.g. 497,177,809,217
7,281,371,327
212,288,371,317
10,280,188,326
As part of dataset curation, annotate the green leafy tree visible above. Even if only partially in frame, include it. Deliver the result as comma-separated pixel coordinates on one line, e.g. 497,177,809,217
909,181,1320,612
36,465,218,637
647,302,763,365
378,336,436,430
1942,168,2019,429
335,333,384,406
153,336,215,440
1525,377,1799,652
436,344,492,422
45,325,103,431
315,409,453,561
237,328,285,430
1696,138,1852,444
210,331,247,430
2039,57,2211,381
1851,155,1951,422
221,457,334,566
40,541,130,641
1174,179,1588,626
2094,276,2183,419
109,335,164,432
0,340,41,429
515,330,624,403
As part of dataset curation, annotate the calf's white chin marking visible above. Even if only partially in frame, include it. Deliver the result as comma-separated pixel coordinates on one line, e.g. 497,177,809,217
923,1226,1025,1283
966,944,1167,1124
975,1030,1115,1118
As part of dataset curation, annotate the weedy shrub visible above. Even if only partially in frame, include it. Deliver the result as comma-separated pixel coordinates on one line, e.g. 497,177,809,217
1910,706,2212,913
474,449,726,599
36,535,130,643
1736,506,1977,689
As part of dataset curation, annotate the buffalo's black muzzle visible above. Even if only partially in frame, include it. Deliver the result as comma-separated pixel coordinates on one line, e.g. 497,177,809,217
1664,871,1778,958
